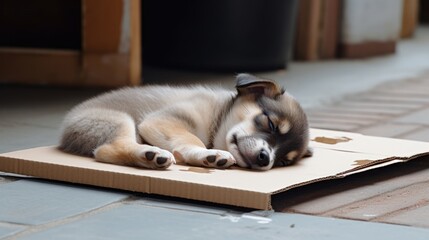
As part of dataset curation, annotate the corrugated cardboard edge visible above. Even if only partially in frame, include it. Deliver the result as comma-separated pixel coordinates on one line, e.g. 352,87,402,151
0,155,271,210
269,152,429,210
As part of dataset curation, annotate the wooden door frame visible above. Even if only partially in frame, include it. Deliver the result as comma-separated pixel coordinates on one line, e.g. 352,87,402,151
0,0,141,87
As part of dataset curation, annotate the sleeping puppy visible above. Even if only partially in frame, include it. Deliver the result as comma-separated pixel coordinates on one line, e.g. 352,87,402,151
59,74,311,171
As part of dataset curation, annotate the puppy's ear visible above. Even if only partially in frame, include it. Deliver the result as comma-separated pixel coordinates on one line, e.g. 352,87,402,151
235,73,284,98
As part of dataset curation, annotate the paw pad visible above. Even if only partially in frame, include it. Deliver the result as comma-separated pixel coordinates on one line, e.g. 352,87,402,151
156,157,168,165
206,155,216,163
137,147,175,170
201,150,235,169
145,151,155,161
216,159,228,167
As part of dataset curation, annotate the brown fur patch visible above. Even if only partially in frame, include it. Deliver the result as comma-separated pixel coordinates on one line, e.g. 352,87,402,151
278,120,291,134
94,140,138,166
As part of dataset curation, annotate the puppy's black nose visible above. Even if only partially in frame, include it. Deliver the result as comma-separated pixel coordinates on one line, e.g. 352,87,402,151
257,149,270,167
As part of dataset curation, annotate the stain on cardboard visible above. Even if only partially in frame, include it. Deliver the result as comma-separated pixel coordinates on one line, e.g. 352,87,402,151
353,160,373,166
313,136,352,145
180,167,213,174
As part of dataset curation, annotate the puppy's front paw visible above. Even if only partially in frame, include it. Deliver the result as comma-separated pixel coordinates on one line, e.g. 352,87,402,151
173,148,236,169
203,150,236,168
136,146,175,170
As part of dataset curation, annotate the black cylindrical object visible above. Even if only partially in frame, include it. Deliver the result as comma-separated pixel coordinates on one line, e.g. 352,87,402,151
143,0,298,71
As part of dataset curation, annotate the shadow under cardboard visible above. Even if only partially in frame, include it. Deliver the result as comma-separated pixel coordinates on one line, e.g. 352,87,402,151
271,155,429,212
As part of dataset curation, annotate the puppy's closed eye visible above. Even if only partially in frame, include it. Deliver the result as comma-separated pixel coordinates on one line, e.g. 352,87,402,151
254,113,274,133
267,116,276,133
263,111,279,133
261,112,292,135
264,114,291,135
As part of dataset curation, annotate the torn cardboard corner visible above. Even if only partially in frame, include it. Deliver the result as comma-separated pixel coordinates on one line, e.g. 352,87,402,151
1,128,429,210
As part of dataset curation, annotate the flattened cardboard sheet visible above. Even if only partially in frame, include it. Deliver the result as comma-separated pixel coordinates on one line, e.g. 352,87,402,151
1,129,429,210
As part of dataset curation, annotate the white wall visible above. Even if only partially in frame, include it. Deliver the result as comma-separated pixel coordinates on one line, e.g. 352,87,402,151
342,0,403,44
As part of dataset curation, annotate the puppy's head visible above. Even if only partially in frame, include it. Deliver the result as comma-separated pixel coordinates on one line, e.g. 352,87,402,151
226,73,311,171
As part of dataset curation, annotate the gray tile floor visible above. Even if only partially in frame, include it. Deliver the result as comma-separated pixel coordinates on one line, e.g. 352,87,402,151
0,87,102,153
2,27,429,239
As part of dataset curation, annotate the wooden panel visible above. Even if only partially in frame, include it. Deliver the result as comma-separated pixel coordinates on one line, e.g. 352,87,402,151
401,0,419,38
82,0,123,53
82,53,130,87
294,0,322,61
0,49,137,87
340,41,396,59
129,0,141,85
294,0,341,60
82,0,141,86
0,48,81,85
319,0,341,59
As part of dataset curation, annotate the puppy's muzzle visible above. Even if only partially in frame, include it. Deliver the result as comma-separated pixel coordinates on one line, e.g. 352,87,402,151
232,135,274,170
